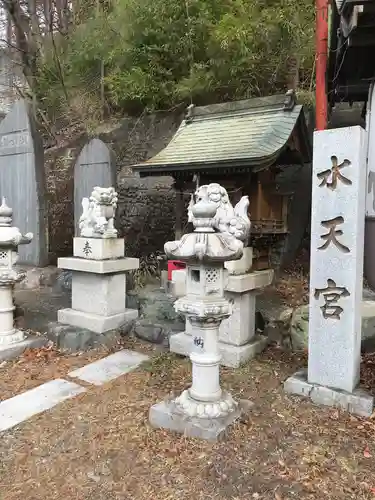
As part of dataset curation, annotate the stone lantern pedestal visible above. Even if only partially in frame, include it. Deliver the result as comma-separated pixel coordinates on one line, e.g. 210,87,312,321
149,183,253,441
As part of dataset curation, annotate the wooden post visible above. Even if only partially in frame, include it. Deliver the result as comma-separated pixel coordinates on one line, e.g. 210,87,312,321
175,181,184,240
315,0,329,130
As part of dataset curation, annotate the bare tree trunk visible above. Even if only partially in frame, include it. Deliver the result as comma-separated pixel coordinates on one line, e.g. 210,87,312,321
60,0,70,34
56,0,70,33
43,0,53,33
29,0,44,54
2,0,37,90
6,8,12,44
286,54,300,91
1,0,73,99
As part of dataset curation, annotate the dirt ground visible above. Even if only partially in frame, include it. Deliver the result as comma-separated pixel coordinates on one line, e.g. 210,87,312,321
1,346,375,500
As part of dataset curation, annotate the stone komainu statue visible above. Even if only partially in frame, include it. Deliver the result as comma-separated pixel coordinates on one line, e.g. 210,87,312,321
188,183,251,242
79,186,118,238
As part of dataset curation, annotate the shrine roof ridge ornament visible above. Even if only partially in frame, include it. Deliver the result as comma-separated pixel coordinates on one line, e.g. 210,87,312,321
131,91,312,177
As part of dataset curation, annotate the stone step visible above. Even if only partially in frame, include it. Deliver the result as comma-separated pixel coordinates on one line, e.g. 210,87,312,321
0,379,85,432
68,349,149,386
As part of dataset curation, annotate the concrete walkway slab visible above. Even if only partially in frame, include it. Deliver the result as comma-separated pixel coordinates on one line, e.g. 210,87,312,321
0,379,85,432
68,350,149,386
0,336,48,362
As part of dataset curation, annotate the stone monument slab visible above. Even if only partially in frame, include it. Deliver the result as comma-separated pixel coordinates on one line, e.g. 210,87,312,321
366,87,375,218
74,139,116,236
0,100,47,266
307,127,366,394
284,126,374,416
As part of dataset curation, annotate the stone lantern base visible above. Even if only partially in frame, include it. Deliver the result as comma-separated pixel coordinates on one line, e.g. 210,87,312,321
149,395,252,441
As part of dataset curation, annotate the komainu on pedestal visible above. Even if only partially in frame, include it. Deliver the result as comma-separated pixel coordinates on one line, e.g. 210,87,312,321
57,186,139,336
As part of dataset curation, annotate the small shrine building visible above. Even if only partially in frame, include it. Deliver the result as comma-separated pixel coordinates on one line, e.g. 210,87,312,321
132,91,312,269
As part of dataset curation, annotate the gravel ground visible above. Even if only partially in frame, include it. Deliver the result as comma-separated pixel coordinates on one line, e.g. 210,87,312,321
1,347,375,500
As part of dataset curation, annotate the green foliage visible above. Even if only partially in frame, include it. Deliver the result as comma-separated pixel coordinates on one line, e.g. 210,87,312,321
131,252,164,289
37,0,315,122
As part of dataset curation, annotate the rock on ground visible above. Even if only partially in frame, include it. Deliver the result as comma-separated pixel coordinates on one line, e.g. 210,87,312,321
134,285,185,347
47,319,135,352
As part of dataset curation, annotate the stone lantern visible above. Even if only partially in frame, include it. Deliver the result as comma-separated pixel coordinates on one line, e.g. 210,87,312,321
149,183,251,440
0,198,33,348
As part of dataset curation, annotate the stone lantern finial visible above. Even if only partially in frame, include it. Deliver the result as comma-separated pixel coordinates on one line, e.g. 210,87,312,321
0,197,13,227
165,183,250,263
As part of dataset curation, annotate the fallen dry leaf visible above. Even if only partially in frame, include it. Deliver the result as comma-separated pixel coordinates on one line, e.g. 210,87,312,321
364,446,372,458
0,339,375,500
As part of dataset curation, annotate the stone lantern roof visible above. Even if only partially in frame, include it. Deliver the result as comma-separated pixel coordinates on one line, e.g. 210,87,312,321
0,198,33,248
164,183,250,264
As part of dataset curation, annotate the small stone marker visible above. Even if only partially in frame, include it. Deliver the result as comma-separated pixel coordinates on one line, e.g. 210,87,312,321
285,126,374,416
74,139,116,236
0,100,47,266
68,350,149,386
0,379,85,432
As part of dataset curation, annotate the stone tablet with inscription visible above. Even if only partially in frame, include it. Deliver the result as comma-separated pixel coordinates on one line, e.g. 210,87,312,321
308,126,366,393
0,100,47,266
74,139,116,236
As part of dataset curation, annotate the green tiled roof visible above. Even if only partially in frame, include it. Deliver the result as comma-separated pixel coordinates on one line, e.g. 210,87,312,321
133,93,310,176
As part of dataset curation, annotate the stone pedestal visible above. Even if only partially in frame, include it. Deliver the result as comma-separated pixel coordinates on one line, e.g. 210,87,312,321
58,238,139,333
170,269,274,367
150,397,251,441
73,237,124,260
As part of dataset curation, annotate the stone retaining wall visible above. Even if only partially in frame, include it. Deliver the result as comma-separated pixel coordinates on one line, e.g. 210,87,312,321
44,111,311,266
45,111,182,262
